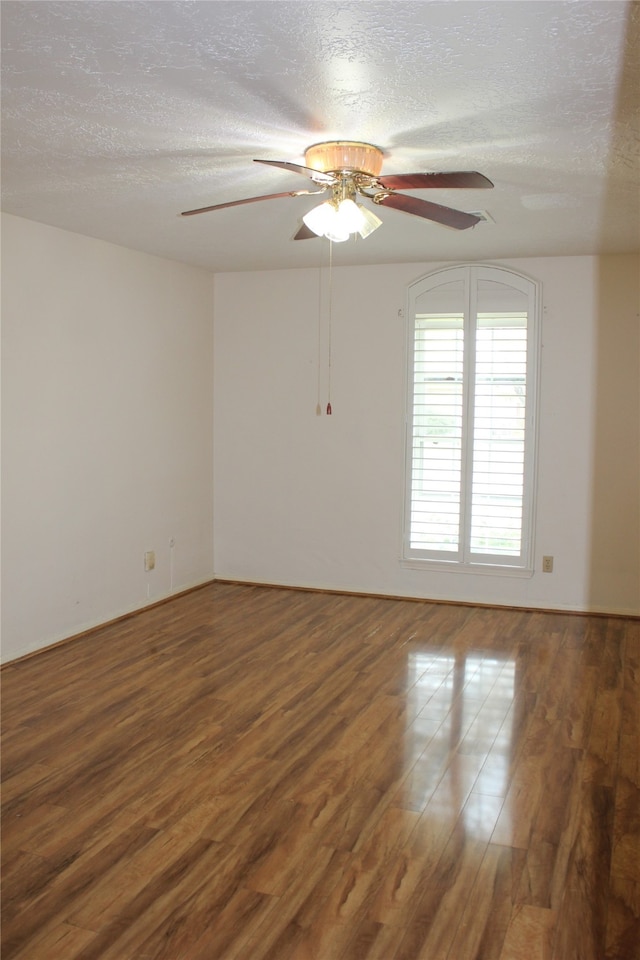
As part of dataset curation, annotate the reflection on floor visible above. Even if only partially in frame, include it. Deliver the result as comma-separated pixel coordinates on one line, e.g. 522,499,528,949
405,652,515,826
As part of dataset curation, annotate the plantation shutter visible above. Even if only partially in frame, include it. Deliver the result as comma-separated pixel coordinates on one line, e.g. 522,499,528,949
410,275,466,556
405,266,538,571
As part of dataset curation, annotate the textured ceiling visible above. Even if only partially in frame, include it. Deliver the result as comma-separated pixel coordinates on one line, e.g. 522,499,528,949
2,0,639,272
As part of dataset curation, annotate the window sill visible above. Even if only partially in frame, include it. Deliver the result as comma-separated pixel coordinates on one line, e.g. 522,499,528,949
400,558,534,578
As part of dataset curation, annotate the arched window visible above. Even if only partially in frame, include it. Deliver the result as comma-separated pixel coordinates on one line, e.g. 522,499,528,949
403,265,540,573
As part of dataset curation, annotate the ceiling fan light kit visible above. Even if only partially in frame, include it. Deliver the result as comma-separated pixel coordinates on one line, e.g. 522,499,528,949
302,197,383,242
181,139,493,240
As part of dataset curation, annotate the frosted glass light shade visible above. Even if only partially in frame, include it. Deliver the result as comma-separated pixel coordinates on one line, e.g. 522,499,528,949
324,222,350,243
356,204,383,238
303,202,338,236
337,198,366,232
303,202,349,242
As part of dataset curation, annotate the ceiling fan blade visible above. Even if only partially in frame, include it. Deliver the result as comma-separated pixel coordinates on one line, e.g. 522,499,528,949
181,191,308,216
254,159,336,184
377,171,493,191
377,193,481,230
293,223,319,240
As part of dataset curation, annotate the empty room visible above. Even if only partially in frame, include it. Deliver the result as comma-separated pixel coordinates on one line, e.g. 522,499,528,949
1,1,639,958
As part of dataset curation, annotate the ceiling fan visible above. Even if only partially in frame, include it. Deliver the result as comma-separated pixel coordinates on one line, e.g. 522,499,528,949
181,140,493,242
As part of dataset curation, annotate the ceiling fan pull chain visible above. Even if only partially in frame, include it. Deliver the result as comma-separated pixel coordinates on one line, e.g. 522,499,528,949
326,402,332,415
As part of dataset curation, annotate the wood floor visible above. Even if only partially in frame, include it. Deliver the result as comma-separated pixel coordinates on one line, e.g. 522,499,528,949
1,582,639,960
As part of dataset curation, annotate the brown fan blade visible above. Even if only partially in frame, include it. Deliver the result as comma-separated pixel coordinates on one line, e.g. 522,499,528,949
254,159,336,184
377,171,493,191
293,223,319,240
377,193,481,230
181,190,321,217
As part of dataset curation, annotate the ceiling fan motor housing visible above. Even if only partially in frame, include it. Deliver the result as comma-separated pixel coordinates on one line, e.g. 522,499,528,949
304,141,384,177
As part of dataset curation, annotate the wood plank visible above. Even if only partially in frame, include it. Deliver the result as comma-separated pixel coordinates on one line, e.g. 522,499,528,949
499,904,557,960
446,842,523,960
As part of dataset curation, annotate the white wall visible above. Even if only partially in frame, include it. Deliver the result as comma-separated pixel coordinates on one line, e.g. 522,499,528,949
3,229,636,665
213,255,640,615
1,214,215,662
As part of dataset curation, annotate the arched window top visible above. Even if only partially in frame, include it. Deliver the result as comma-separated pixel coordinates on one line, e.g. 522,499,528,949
408,263,539,304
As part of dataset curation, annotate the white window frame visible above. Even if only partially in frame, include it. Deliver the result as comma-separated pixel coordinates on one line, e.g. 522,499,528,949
402,264,541,576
